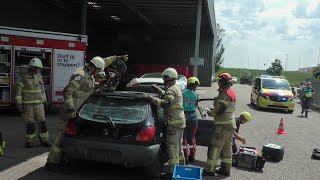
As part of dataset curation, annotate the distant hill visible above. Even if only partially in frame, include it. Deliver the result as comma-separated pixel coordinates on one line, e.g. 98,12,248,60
218,68,313,86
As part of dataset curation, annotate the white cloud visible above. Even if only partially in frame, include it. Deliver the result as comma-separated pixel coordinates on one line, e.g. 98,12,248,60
215,0,320,70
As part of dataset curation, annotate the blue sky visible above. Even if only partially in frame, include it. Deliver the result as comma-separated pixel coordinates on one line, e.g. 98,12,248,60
214,0,320,71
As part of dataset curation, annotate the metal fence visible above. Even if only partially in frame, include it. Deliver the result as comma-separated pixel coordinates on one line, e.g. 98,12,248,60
310,79,320,109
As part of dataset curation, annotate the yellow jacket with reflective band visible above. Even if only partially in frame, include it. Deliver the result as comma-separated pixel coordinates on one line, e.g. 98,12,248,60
153,85,186,128
63,66,94,110
15,71,46,104
210,91,236,129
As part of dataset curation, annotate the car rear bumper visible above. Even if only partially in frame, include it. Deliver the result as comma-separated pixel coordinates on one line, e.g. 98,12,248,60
61,136,161,167
259,97,295,110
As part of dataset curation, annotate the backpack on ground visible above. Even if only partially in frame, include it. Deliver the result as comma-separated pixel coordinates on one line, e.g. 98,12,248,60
262,143,284,162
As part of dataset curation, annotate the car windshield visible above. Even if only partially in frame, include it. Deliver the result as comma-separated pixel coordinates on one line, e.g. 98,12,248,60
79,96,148,124
262,79,290,90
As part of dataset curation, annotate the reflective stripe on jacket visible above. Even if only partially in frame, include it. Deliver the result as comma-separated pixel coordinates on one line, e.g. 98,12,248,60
153,84,186,128
63,66,95,110
213,91,236,129
15,71,46,104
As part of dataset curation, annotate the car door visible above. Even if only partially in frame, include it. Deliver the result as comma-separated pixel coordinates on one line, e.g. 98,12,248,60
195,98,215,147
251,78,261,103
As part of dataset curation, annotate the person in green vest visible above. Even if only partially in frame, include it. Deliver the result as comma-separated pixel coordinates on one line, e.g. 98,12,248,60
182,77,200,163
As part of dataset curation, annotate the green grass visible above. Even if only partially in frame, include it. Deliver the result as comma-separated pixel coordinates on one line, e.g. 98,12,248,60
217,68,313,87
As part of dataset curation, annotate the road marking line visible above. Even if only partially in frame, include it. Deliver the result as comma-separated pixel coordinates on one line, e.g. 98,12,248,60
0,152,49,180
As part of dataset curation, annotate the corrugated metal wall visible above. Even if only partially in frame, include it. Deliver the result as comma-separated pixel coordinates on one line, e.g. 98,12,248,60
0,1,214,86
0,0,80,34
87,27,214,86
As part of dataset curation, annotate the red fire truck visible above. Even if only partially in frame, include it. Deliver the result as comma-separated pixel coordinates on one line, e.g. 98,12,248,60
0,26,88,111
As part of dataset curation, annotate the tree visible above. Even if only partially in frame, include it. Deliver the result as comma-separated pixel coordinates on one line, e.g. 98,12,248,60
313,66,320,79
266,59,283,76
240,69,252,78
214,23,226,73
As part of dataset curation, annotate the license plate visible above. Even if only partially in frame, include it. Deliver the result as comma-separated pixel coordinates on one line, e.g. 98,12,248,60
87,149,120,161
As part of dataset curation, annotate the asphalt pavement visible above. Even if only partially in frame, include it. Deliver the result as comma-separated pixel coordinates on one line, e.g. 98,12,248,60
1,83,320,180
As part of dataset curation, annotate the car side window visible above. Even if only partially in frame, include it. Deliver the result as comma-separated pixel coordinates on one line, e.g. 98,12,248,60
254,78,261,90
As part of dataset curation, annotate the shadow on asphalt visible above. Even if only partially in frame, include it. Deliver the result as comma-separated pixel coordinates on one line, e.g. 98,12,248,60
233,166,264,174
19,161,148,180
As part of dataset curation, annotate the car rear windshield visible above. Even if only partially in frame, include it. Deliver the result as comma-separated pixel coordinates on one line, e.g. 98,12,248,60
79,96,148,124
262,79,290,90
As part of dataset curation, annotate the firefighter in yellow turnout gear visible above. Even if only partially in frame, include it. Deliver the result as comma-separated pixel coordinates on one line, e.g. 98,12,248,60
46,56,105,170
203,72,237,177
145,68,186,176
15,58,51,148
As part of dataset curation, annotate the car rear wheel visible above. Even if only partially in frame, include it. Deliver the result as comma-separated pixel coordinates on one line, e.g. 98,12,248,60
288,110,294,114
58,153,79,174
144,151,162,179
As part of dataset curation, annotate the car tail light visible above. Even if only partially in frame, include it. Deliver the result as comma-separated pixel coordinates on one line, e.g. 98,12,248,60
65,119,78,136
136,126,155,143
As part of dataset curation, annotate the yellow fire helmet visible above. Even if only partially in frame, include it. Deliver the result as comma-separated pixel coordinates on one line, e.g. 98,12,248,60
305,92,313,98
187,77,200,85
240,111,252,122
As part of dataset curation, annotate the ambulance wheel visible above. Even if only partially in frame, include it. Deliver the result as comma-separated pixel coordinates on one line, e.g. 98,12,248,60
288,110,293,114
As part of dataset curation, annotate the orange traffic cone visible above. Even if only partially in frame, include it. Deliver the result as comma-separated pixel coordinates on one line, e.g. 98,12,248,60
275,118,286,134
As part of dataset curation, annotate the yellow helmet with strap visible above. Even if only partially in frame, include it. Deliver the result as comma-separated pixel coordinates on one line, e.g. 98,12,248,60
305,92,313,98
240,111,252,122
28,58,43,68
187,77,200,85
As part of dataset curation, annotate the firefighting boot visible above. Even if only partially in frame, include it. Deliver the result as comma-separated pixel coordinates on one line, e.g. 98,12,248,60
162,172,173,179
202,169,216,176
215,163,231,177
26,142,33,148
41,141,52,147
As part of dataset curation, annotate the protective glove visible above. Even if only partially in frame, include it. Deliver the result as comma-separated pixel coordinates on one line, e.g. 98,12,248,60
43,101,48,110
142,93,150,99
0,132,5,156
66,109,77,119
0,142,4,156
16,104,23,113
117,55,128,61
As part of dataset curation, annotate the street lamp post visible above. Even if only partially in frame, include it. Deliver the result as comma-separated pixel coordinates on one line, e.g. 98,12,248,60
285,54,288,75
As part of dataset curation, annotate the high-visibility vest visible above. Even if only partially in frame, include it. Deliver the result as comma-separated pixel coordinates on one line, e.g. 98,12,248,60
182,89,198,112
